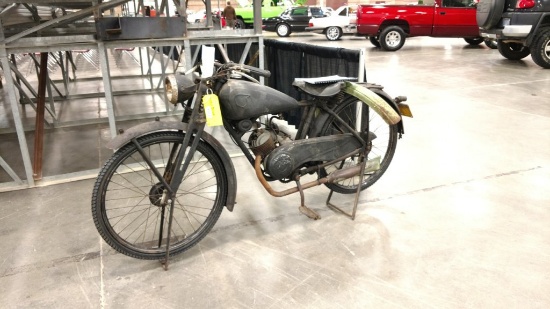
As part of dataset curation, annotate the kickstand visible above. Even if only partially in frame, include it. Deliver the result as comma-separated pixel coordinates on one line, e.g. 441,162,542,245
296,178,321,220
326,154,367,220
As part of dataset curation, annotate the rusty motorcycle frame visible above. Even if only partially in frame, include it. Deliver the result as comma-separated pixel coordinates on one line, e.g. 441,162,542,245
91,58,411,267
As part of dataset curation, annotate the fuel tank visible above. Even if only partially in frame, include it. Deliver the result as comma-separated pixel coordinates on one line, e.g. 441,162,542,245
264,133,362,181
218,79,300,120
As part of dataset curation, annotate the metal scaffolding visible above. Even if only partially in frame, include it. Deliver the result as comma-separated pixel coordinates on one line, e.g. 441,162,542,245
0,0,266,191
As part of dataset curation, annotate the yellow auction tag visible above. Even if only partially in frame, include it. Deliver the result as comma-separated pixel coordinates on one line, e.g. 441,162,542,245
202,91,223,127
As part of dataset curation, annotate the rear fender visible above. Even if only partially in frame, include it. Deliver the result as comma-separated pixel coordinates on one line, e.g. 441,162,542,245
357,83,406,135
309,82,405,137
343,82,401,125
380,19,410,34
106,120,238,211
527,15,550,46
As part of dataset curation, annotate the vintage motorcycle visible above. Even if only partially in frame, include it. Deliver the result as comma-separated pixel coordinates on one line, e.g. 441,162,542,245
91,57,411,263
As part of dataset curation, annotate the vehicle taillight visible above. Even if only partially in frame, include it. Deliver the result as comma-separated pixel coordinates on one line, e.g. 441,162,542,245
309,23,313,27
516,0,535,9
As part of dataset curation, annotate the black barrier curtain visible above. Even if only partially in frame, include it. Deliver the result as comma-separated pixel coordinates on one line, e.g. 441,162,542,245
264,39,363,98
263,39,364,125
223,43,260,65
264,43,304,100
184,40,362,92
182,40,364,125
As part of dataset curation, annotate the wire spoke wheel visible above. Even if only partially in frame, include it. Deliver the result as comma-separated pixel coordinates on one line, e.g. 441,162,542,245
91,131,227,260
319,94,399,194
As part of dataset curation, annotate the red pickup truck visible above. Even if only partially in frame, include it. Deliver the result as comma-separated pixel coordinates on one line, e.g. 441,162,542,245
356,0,495,51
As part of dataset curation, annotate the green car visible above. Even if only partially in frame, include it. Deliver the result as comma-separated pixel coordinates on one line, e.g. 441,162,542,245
234,0,291,29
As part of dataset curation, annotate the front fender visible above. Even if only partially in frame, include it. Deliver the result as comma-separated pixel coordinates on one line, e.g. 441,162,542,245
107,121,238,211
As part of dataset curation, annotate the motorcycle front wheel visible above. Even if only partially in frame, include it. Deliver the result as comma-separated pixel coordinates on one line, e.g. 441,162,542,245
319,94,399,194
91,131,227,260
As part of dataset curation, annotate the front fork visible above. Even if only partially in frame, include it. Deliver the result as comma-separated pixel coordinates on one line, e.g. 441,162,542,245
131,83,207,270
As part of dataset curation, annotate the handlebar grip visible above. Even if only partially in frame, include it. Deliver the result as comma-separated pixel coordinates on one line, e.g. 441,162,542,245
240,64,271,78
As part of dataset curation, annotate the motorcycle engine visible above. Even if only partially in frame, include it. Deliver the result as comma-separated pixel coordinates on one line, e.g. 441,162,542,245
249,127,291,158
249,124,366,181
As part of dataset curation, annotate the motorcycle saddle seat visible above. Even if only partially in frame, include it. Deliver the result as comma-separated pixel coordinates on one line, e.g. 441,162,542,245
292,80,345,97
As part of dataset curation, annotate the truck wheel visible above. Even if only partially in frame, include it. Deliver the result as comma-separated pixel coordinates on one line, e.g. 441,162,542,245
498,40,530,60
235,18,245,29
485,38,498,49
276,23,291,37
369,36,381,48
476,0,505,29
325,26,342,41
530,27,550,69
464,38,483,45
379,26,406,51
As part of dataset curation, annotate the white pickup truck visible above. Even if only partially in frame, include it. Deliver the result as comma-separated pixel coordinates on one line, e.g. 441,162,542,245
305,6,357,41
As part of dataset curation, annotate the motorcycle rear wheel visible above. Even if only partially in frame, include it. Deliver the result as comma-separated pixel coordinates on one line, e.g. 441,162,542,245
91,131,227,260
319,94,399,194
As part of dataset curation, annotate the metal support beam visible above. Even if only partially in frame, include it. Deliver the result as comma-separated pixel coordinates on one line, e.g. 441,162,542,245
97,41,117,138
1,0,131,44
7,60,55,124
258,36,265,85
183,39,192,71
0,0,271,189
356,49,366,132
359,48,366,83
0,156,23,184
239,39,253,64
253,0,262,35
32,52,49,181
0,49,35,186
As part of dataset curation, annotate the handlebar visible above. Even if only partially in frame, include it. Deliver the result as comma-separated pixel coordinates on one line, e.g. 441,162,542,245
214,62,271,78
166,62,270,104
239,64,271,78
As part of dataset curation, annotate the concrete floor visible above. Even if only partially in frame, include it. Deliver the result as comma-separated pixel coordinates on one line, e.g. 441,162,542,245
1,33,550,308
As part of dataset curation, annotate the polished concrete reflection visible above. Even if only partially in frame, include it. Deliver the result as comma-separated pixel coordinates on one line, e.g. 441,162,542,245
1,33,549,308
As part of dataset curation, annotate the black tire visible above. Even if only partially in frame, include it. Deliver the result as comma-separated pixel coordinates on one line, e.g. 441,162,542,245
319,94,399,194
464,37,484,45
379,26,406,51
530,27,550,69
276,23,291,37
325,26,342,41
369,36,381,48
485,38,498,49
92,131,227,260
476,0,506,29
235,18,245,29
497,40,531,60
